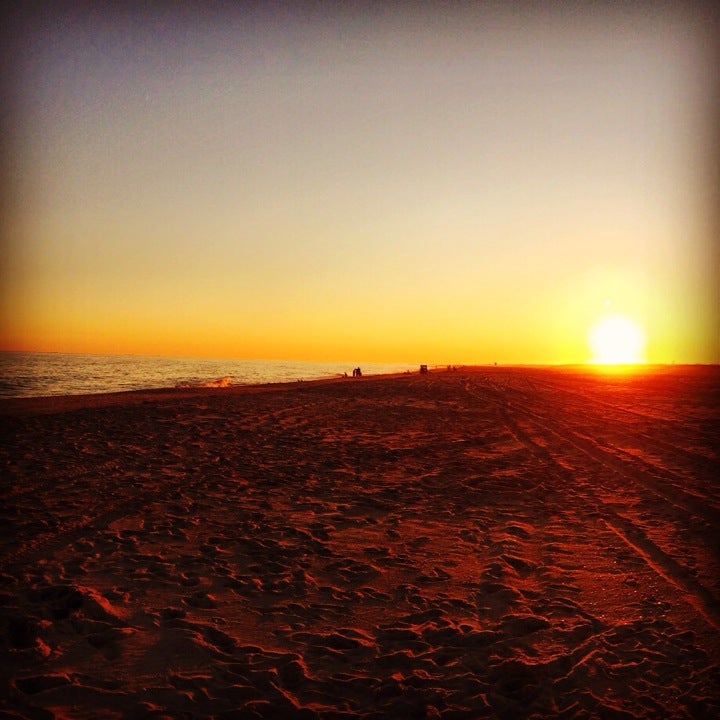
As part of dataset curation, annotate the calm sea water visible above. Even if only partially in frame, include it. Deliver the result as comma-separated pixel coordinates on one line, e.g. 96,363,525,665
0,352,414,398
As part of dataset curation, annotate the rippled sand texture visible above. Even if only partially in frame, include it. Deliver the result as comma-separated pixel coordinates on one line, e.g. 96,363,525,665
1,366,718,719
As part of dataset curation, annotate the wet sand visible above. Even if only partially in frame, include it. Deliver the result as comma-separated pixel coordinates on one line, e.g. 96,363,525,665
1,365,719,719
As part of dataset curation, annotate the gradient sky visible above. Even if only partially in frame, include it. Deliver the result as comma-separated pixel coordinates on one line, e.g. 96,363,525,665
2,3,718,364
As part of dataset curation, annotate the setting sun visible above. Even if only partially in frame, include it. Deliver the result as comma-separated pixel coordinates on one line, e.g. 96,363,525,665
588,315,646,365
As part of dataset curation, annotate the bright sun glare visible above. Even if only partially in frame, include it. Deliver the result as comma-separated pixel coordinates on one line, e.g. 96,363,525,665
588,315,646,365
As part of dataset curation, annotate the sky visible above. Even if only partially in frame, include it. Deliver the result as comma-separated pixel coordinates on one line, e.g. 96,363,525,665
2,2,718,365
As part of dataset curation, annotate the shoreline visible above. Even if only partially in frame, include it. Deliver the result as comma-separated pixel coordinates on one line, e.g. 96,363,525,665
0,369,409,416
1,362,716,417
0,353,419,405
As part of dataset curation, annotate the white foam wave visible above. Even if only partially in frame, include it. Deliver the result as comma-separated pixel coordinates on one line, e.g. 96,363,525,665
176,376,233,389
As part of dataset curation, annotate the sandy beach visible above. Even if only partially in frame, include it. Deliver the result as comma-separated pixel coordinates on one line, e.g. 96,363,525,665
1,365,718,719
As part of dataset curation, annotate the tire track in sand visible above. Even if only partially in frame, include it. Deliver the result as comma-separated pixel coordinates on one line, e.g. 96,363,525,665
527,376,717,474
508,397,718,526
467,378,720,633
477,374,719,523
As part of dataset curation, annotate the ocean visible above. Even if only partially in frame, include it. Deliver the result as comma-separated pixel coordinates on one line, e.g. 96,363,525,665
0,352,415,398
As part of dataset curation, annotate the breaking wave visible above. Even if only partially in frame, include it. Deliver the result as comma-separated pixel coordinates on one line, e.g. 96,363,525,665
177,376,233,389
